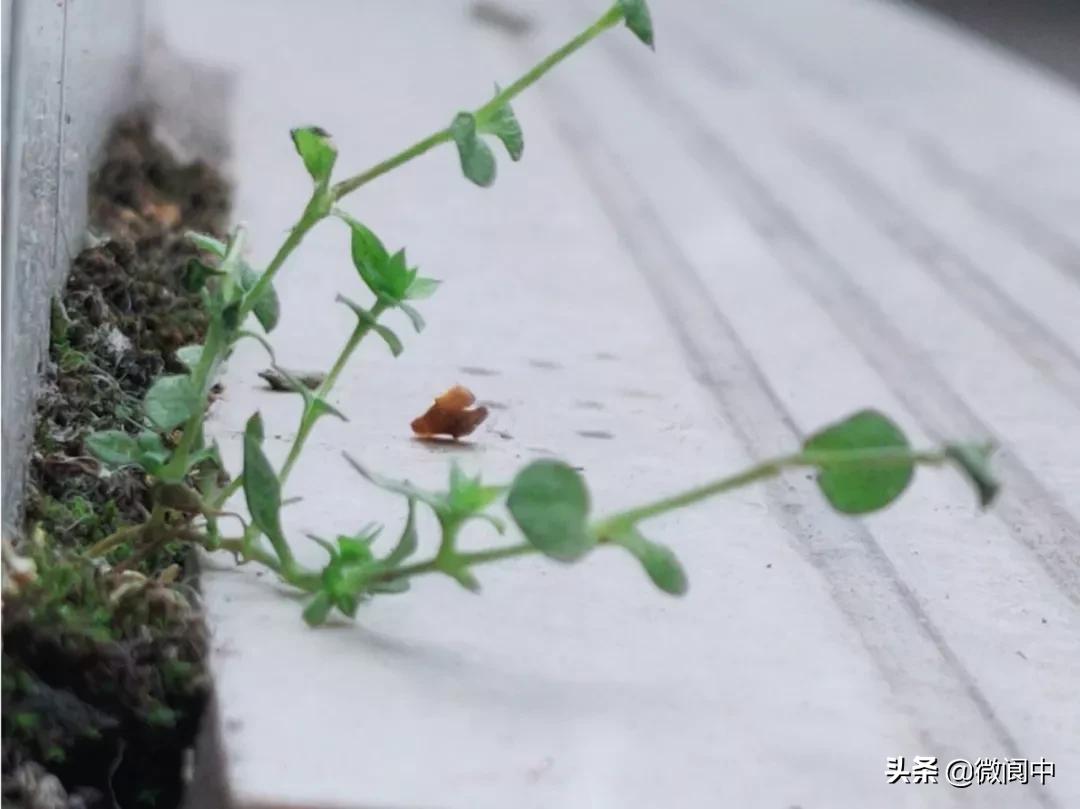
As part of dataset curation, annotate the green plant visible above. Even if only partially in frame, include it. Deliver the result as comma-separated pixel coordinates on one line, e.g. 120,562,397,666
84,0,998,625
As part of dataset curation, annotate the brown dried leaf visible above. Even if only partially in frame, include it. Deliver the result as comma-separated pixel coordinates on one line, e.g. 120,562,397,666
410,385,489,439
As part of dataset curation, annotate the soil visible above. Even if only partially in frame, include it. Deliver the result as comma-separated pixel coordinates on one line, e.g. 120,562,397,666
2,116,229,809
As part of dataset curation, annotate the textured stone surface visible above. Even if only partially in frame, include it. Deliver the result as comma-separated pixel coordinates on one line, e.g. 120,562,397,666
1,0,142,536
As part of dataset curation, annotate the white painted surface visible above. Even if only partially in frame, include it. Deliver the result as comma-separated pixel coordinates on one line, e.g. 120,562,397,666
150,1,1080,807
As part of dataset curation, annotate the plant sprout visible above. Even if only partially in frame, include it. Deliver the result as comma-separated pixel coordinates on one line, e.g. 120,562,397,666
84,0,999,625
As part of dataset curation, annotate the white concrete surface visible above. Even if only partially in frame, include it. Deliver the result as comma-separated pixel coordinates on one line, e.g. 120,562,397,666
151,1,1080,807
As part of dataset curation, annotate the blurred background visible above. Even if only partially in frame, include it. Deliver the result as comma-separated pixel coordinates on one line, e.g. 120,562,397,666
908,0,1080,85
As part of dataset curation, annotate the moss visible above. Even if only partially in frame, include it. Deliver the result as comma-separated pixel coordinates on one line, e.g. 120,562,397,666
3,116,228,809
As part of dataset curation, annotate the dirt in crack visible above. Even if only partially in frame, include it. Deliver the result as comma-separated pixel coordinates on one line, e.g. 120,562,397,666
2,116,229,809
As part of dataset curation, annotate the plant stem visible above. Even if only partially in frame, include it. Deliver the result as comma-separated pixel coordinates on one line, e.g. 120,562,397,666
86,524,143,558
593,447,947,531
457,542,536,568
277,300,390,485
164,233,246,480
225,1,632,492
199,228,246,388
199,205,326,507
217,538,321,591
375,447,945,589
217,535,319,591
331,129,453,201
475,4,623,123
237,212,320,322
329,3,625,203
213,475,243,509
321,300,390,394
386,542,536,581
277,433,307,488
192,3,633,593
595,458,791,532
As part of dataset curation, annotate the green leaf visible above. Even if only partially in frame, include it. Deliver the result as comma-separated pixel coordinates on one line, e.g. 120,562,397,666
303,591,334,626
175,345,203,371
349,219,389,266
480,90,524,161
343,453,444,511
308,534,338,560
945,443,1000,507
311,525,387,620
309,396,347,424
246,410,265,443
336,211,389,293
397,301,425,333
217,227,246,273
334,211,422,304
243,413,285,542
336,295,404,356
383,499,418,566
144,375,200,431
180,258,223,292
382,250,415,300
290,127,337,186
337,533,377,564
405,276,440,300
609,525,687,595
370,578,410,595
803,410,914,514
618,0,654,49
239,264,280,333
50,298,71,344
136,431,172,472
448,463,505,517
254,361,347,439
334,593,361,618
447,566,482,593
187,442,222,472
186,231,227,256
137,430,167,453
86,430,138,468
451,112,496,187
222,303,241,331
207,233,247,328
507,460,593,561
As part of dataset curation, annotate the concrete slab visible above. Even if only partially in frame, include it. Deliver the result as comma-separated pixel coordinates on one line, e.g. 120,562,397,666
148,1,1080,806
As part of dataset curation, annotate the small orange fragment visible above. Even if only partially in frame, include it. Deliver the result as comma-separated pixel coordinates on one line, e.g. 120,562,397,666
410,385,489,440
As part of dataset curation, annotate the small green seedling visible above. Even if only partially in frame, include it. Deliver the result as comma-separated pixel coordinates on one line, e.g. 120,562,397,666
85,1,999,625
